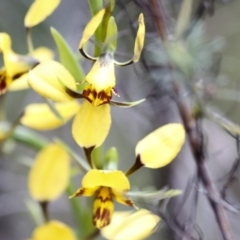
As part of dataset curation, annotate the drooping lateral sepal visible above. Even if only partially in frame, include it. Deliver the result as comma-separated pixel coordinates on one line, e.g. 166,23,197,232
72,100,111,148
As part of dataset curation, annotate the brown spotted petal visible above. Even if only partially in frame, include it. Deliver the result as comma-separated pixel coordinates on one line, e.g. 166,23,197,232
112,189,137,209
0,69,12,95
69,187,98,198
93,187,114,229
83,53,116,107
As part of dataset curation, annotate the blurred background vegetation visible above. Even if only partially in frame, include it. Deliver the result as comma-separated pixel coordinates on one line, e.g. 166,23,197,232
1,0,240,239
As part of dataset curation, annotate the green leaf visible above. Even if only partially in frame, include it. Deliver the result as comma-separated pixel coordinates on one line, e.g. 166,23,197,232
13,126,49,150
25,199,45,226
175,0,193,39
104,17,118,52
50,27,85,91
104,147,118,170
54,138,90,172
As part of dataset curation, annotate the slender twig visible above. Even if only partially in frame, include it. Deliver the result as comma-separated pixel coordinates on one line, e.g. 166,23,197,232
173,82,233,240
148,0,168,41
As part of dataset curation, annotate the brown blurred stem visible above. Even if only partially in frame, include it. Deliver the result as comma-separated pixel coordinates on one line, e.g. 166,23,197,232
172,82,233,240
149,0,233,239
149,0,168,41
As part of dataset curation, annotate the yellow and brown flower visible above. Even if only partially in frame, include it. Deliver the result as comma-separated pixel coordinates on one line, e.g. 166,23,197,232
69,169,135,229
0,32,53,94
78,8,145,106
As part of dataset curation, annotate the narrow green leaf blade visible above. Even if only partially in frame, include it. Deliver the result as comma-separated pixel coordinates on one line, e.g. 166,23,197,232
50,27,85,91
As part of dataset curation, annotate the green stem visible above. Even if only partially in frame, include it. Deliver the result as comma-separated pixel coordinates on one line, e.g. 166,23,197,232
92,146,103,169
88,0,103,56
55,139,90,172
26,28,34,54
12,126,48,150
66,182,86,238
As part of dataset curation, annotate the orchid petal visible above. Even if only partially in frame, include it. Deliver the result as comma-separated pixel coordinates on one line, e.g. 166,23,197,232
28,60,77,102
32,221,76,240
21,101,80,130
28,143,70,201
24,0,61,28
82,169,130,191
135,123,185,168
72,100,111,148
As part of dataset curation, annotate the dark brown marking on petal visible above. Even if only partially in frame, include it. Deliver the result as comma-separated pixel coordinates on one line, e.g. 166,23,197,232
95,194,112,203
0,71,7,95
74,188,85,196
93,206,111,228
83,85,112,106
125,199,134,207
0,79,7,95
125,154,144,176
92,187,114,228
112,87,120,97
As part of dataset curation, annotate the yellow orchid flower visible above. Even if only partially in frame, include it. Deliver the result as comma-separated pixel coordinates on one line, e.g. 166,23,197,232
69,169,135,229
31,220,76,240
0,33,53,94
25,0,61,28
29,143,70,201
21,101,80,130
79,9,145,106
101,209,160,240
126,123,186,175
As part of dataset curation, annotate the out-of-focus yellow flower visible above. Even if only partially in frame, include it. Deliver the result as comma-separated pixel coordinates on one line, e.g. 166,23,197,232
79,9,145,106
28,60,77,102
135,123,185,168
25,0,61,28
32,220,76,240
69,169,135,229
0,32,38,94
0,122,12,141
29,143,70,201
101,209,160,240
21,101,80,130
0,33,53,94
